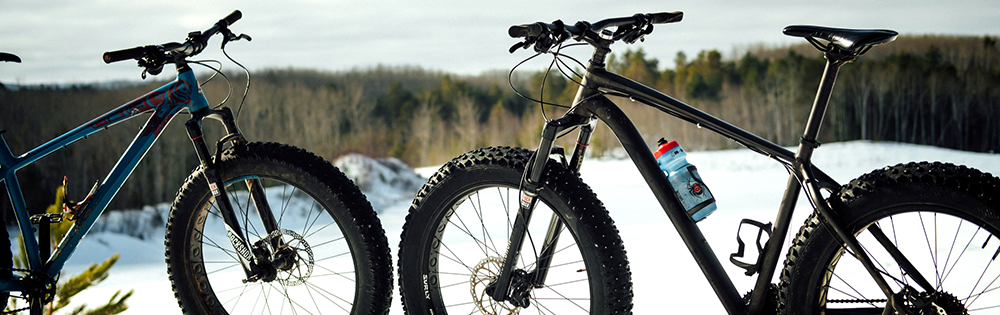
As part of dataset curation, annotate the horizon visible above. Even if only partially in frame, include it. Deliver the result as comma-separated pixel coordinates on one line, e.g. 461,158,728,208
1,0,998,85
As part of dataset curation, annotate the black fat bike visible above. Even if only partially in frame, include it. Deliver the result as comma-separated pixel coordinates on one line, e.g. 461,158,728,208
397,11,1000,314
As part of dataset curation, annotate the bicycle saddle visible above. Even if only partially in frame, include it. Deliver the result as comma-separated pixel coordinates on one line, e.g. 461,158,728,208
783,25,897,52
0,52,21,63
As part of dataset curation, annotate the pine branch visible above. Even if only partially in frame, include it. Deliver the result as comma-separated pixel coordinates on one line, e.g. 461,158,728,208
51,254,120,313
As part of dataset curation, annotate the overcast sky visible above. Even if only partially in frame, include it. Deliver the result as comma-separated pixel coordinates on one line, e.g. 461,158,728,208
1,0,997,84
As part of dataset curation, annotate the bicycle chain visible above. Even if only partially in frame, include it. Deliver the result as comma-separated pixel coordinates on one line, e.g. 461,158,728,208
827,298,887,304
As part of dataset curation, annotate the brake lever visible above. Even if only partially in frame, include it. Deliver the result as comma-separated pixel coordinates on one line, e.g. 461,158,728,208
141,64,163,79
614,22,653,44
509,37,537,54
220,28,252,49
137,45,166,79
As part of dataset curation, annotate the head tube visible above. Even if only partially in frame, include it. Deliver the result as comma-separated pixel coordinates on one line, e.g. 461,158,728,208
177,69,210,112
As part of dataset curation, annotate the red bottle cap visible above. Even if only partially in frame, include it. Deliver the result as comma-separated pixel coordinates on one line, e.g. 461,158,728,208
653,139,680,159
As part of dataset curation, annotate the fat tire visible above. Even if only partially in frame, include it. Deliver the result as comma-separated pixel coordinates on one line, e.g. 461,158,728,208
778,162,1000,314
165,142,392,315
397,146,633,314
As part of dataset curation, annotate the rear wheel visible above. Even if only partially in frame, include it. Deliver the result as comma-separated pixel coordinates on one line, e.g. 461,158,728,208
779,162,1000,314
166,142,392,315
398,146,633,314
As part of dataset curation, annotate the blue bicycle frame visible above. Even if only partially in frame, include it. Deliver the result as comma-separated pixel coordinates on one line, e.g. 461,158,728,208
0,69,209,290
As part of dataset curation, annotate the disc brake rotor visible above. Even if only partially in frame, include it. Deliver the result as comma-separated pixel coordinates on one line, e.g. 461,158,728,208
263,229,313,286
471,257,520,315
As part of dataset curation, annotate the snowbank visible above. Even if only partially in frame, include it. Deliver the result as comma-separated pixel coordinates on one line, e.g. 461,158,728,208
333,153,426,212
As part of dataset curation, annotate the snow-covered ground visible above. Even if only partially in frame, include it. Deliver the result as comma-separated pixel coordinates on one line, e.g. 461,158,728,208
13,141,1000,314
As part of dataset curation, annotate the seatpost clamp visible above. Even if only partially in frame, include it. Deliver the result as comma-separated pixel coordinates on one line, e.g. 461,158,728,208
800,137,822,149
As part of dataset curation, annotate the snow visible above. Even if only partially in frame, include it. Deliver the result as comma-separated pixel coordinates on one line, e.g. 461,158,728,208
9,141,1000,314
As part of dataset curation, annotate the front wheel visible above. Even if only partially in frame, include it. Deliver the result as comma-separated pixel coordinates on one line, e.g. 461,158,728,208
166,142,392,315
779,162,1000,314
397,146,633,314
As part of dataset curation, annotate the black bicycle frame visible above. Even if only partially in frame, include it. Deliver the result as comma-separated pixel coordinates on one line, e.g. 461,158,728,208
492,46,930,313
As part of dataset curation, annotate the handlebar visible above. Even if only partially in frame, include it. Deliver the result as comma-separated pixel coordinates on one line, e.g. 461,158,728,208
103,10,245,67
508,12,682,53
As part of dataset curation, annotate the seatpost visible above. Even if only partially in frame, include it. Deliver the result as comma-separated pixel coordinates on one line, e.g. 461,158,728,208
797,55,845,160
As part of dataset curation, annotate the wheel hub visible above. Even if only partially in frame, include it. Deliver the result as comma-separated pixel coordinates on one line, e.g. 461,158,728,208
471,257,521,315
255,229,314,286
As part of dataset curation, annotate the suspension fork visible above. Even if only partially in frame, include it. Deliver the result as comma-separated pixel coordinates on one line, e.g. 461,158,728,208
488,114,592,302
532,119,596,286
185,107,280,279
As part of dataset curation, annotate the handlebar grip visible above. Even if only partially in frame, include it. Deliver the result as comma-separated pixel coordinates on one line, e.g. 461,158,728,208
0,52,21,63
103,46,145,64
222,10,242,26
509,23,544,38
648,11,683,24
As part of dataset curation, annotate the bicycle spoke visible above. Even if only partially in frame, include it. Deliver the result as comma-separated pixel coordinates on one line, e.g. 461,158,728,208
532,286,588,312
940,227,982,285
888,217,909,289
301,201,324,237
964,254,997,307
311,263,356,282
308,236,346,248
965,275,1000,309
473,192,502,260
221,284,251,311
303,220,338,240
277,185,293,229
446,215,503,258
452,200,493,258
436,241,477,275
916,212,940,288
314,250,351,262
940,219,965,290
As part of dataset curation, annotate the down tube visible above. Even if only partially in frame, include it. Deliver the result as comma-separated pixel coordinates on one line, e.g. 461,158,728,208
572,95,745,314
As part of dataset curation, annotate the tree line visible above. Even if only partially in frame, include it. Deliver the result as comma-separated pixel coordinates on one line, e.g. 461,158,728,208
1,35,997,214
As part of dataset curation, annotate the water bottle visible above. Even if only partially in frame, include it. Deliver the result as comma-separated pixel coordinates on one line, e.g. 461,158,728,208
653,138,717,222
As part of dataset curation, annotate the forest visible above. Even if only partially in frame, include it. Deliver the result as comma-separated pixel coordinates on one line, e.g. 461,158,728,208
1,34,998,214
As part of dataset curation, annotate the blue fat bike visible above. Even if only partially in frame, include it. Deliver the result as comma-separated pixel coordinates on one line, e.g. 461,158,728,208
1,11,391,315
